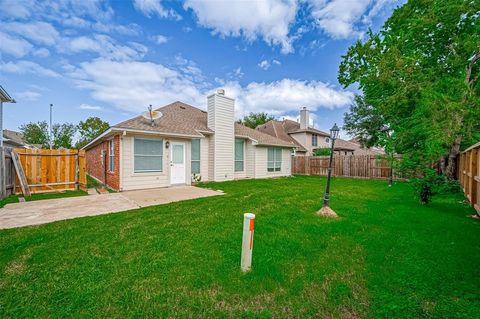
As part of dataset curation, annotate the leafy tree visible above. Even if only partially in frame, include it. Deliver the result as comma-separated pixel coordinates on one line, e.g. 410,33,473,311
19,121,50,148
238,112,275,129
52,123,77,149
338,0,480,179
76,117,110,149
313,148,331,156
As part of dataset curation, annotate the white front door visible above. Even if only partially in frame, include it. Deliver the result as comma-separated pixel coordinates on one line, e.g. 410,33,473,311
170,142,186,184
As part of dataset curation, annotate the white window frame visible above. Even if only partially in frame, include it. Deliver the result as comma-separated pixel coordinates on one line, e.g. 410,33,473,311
191,138,201,175
133,137,163,173
267,147,282,172
312,134,318,147
109,139,115,172
235,138,245,172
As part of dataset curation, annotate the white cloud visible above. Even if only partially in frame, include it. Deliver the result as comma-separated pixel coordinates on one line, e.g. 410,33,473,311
222,79,354,118
258,60,271,70
184,0,298,54
154,34,169,44
69,59,205,112
309,0,398,39
16,90,42,101
133,0,181,19
67,59,353,119
258,59,281,70
0,60,60,77
1,21,59,45
0,31,32,57
79,103,103,110
66,35,148,61
32,48,50,57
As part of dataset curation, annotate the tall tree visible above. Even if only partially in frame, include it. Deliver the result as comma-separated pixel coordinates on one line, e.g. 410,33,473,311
52,123,77,149
19,121,50,148
238,112,275,129
76,117,110,149
338,0,480,178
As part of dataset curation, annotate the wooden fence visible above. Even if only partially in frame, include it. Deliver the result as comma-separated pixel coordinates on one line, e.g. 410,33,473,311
458,142,479,215
292,155,401,180
13,148,87,194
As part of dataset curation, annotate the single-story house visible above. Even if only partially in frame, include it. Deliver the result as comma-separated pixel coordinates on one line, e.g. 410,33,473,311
83,90,295,191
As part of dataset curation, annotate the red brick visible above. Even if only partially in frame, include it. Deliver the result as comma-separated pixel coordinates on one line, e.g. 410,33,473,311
86,135,120,190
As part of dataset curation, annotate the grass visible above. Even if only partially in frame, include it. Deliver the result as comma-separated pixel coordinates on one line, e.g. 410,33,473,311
87,174,117,193
0,190,88,208
0,176,478,318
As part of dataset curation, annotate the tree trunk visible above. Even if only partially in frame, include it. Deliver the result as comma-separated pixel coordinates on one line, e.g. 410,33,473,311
446,136,462,180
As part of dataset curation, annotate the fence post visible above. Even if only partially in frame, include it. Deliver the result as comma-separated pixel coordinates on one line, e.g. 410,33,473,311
0,146,5,199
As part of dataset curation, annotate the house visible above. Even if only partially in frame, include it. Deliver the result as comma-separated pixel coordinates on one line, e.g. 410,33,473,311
83,90,295,191
256,107,331,156
2,129,39,149
256,107,384,156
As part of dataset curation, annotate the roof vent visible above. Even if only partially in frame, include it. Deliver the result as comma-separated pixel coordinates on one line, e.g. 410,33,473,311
217,89,225,96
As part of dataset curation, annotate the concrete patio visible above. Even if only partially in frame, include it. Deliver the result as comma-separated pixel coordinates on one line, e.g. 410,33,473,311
0,186,223,229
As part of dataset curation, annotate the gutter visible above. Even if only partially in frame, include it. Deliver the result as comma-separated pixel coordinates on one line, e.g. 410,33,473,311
82,127,207,150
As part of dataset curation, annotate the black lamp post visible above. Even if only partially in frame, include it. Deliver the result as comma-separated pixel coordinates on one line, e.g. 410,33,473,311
321,123,340,210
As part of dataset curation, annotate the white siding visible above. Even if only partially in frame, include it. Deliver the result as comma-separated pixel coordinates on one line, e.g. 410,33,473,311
200,137,210,182
120,134,192,191
253,146,291,179
207,93,235,181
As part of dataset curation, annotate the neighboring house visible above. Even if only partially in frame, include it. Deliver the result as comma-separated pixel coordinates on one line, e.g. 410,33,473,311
256,107,331,156
2,129,38,149
256,107,384,156
83,91,295,191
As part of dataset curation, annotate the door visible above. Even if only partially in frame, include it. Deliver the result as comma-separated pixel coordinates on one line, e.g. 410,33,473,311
170,142,186,184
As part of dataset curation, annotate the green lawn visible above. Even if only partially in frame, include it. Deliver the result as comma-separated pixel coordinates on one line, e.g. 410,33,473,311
0,190,88,208
0,176,478,318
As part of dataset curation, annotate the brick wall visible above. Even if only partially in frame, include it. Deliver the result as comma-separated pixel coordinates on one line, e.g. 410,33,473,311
86,135,120,190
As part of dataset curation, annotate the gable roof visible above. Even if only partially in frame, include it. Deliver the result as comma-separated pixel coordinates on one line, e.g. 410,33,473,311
255,120,307,152
85,101,294,149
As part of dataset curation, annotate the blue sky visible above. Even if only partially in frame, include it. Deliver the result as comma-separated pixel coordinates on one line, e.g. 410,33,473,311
0,0,402,136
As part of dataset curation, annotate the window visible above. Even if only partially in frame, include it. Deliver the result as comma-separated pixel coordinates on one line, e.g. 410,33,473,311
267,147,282,172
312,134,318,146
191,139,200,174
235,138,244,172
134,138,163,172
325,137,330,143
109,139,115,172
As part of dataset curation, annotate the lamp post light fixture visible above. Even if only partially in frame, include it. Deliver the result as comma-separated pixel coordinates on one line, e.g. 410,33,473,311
318,123,340,218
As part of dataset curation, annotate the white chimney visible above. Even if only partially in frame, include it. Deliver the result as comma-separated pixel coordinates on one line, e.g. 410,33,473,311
207,89,235,181
300,107,309,129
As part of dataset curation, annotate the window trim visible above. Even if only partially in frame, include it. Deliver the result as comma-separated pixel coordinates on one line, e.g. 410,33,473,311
267,147,282,172
109,139,115,172
133,137,163,173
235,138,245,172
312,134,318,147
191,138,201,175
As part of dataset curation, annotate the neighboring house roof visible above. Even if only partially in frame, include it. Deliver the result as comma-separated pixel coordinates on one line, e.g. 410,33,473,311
85,101,294,149
256,120,307,152
334,138,384,155
3,129,25,146
281,119,330,136
0,85,15,103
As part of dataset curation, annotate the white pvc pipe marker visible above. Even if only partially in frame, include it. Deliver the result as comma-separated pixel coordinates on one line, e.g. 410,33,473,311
241,213,255,272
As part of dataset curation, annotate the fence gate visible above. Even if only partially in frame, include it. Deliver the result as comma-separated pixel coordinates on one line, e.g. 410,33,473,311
13,148,87,194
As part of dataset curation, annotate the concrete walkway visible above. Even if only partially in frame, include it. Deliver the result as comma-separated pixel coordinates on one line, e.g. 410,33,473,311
0,186,223,229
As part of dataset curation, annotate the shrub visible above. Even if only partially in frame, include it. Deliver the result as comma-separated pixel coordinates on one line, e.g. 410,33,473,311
411,169,461,204
313,148,331,156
